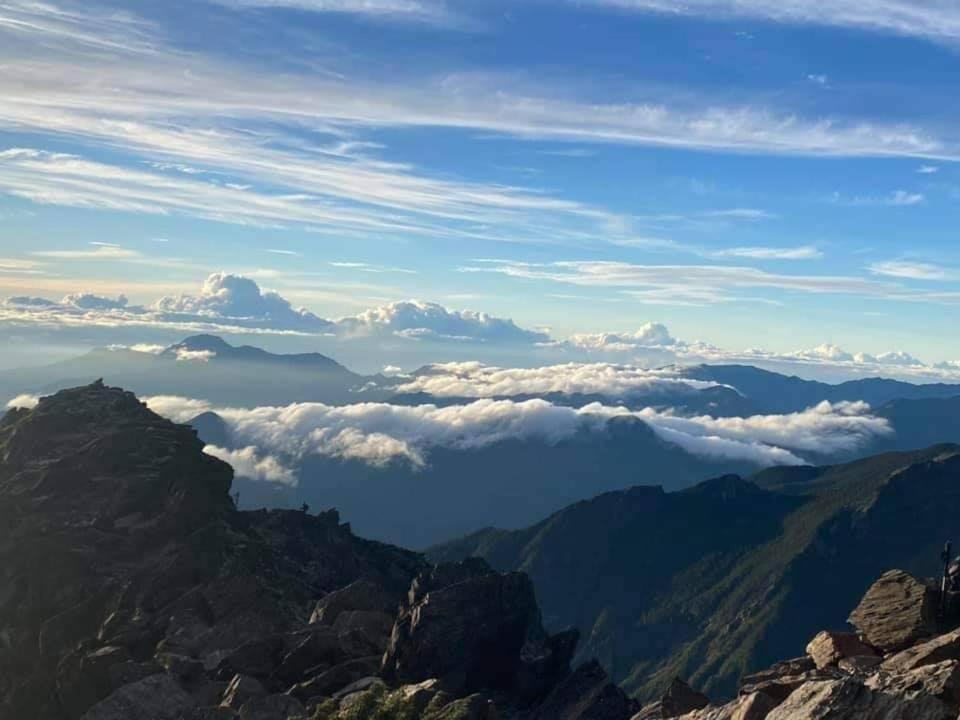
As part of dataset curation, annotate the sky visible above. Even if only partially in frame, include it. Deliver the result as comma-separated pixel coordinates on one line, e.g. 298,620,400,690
1,0,959,377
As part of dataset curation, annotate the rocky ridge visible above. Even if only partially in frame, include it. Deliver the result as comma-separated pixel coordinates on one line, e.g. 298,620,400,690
0,383,633,720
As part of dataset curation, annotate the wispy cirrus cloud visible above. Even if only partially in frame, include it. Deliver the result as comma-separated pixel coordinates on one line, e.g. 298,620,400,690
213,0,462,26
714,245,823,260
869,260,952,280
586,0,960,45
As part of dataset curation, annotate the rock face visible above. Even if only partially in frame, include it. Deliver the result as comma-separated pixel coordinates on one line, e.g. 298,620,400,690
0,383,623,720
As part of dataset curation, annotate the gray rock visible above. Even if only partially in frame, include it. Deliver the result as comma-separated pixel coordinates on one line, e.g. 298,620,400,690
309,579,401,625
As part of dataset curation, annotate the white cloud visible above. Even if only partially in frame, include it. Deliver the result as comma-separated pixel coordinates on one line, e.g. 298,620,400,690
869,261,950,280
143,394,892,477
175,348,216,362
5,393,39,409
715,246,823,260
703,208,776,220
336,300,548,344
0,0,955,256
62,293,130,310
203,444,296,485
918,165,940,174
33,245,140,260
394,361,719,398
587,0,960,45
154,272,333,333
807,74,829,86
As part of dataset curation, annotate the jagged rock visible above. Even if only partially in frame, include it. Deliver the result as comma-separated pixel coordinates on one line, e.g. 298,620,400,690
382,560,546,694
237,693,305,720
738,656,822,704
221,674,266,710
287,656,381,701
848,570,938,653
0,383,427,719
80,674,194,720
881,627,960,674
806,630,878,669
309,579,401,625
330,610,394,651
532,660,639,720
765,677,951,720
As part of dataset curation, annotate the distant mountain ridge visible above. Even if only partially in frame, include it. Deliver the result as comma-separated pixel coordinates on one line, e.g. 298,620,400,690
678,363,960,414
0,334,383,407
430,444,960,702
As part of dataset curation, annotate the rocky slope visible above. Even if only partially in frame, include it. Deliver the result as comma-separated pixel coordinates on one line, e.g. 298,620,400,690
431,444,960,701
0,382,633,720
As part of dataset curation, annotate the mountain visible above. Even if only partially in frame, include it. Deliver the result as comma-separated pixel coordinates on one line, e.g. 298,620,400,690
198,414,759,548
0,335,383,407
430,444,960,702
678,364,960,414
0,382,636,720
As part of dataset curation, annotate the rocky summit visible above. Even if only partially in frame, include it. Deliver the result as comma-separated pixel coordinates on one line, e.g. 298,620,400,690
0,383,633,720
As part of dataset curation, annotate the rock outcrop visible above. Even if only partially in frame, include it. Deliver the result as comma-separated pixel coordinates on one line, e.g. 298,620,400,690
662,569,960,720
0,383,629,720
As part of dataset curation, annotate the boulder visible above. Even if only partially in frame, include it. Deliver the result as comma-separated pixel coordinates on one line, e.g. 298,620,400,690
848,570,938,653
80,674,195,720
531,660,639,720
805,631,878,669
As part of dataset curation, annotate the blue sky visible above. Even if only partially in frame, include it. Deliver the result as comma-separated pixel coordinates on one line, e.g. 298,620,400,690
1,0,960,375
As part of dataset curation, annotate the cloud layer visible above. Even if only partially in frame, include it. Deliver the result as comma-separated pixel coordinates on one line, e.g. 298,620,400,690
395,361,719,398
145,394,892,482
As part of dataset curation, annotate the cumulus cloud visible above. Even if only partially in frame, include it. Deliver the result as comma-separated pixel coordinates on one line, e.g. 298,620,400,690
336,300,548,344
203,445,296,485
143,395,891,482
5,393,39,409
561,322,677,353
395,361,719,398
154,273,333,333
61,292,130,310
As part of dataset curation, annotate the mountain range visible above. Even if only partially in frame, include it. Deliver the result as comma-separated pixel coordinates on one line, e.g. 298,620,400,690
430,444,960,702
